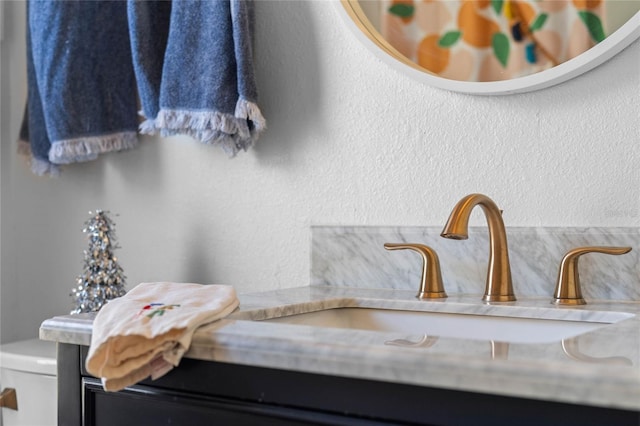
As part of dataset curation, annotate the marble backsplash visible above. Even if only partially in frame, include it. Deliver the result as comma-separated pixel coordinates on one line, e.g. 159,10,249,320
311,226,640,302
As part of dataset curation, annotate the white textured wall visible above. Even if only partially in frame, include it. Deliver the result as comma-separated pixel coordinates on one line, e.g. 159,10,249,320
1,2,638,343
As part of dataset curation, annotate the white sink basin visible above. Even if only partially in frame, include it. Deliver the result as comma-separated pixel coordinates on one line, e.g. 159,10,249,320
262,307,634,343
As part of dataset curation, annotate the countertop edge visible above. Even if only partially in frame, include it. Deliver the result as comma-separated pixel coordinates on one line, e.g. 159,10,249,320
39,286,640,412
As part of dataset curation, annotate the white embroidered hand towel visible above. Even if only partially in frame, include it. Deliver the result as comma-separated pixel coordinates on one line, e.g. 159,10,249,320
85,282,239,391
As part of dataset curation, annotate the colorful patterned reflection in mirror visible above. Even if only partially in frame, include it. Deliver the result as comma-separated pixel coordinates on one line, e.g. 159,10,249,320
381,0,610,81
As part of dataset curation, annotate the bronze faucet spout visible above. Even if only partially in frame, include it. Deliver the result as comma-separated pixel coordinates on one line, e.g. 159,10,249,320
441,194,516,302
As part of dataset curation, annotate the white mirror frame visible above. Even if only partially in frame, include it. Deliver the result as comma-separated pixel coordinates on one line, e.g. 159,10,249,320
336,1,640,95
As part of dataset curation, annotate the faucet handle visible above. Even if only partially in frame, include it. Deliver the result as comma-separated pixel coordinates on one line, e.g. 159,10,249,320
384,243,447,300
552,246,632,305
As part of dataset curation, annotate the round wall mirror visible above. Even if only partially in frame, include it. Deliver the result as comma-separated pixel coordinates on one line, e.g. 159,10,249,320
338,0,640,94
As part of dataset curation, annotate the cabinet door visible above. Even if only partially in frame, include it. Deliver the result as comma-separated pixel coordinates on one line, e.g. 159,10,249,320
82,379,388,426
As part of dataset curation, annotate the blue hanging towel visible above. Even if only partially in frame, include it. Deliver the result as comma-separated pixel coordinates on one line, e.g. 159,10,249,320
19,1,140,176
18,0,265,176
128,0,266,157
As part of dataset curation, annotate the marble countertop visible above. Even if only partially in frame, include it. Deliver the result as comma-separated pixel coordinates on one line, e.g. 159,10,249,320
40,285,640,411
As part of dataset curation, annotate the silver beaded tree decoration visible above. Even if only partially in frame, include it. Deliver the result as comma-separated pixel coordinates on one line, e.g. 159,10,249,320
71,210,127,314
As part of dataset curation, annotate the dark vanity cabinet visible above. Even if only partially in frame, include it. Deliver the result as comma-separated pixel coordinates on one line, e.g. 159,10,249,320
58,343,638,426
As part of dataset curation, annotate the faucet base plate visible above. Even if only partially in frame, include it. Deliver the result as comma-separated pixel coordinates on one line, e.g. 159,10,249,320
482,294,517,303
416,291,448,300
552,298,587,306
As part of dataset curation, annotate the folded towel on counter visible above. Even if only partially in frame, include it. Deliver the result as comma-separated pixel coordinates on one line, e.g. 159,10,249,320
19,1,139,176
85,282,239,392
128,0,266,157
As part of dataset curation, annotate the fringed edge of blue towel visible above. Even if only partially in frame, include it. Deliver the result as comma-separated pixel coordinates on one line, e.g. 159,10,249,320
49,132,139,165
139,98,266,157
17,139,61,177
235,99,267,134
17,132,138,177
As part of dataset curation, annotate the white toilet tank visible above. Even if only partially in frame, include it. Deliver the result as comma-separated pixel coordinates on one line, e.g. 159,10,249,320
0,339,57,426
